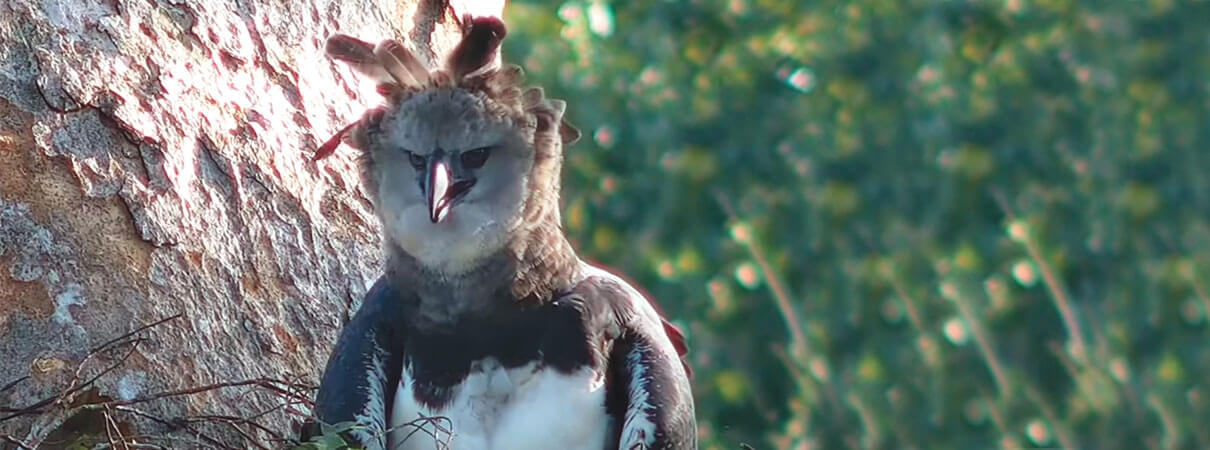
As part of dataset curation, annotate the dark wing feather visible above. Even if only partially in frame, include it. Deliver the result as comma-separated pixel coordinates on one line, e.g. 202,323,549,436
583,261,692,375
609,323,697,449
301,278,407,449
580,266,696,449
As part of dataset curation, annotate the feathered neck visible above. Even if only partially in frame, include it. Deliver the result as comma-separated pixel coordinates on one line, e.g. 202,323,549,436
381,203,580,329
505,200,580,303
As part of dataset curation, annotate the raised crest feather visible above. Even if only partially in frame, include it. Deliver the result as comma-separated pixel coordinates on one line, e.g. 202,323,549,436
559,121,581,145
325,34,376,63
325,34,391,83
547,99,567,116
521,87,544,109
447,15,507,80
313,15,581,161
374,40,429,86
312,121,359,161
493,65,524,88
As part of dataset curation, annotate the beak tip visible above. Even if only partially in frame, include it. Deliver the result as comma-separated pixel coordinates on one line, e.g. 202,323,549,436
426,160,452,224
429,202,449,224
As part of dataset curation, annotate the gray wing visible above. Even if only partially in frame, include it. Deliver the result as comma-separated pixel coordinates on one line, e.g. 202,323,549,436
301,277,406,450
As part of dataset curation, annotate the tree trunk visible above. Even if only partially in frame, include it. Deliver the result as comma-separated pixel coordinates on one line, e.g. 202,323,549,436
0,0,483,447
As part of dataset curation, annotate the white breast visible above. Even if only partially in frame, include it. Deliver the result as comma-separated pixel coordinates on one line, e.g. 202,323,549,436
387,358,611,450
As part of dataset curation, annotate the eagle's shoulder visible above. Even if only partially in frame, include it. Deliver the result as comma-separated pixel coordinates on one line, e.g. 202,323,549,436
570,262,690,371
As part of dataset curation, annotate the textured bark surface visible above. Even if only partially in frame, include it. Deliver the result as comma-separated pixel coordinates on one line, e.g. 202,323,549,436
0,0,476,446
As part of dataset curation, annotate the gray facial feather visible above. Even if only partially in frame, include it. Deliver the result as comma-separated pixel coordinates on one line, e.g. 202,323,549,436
361,95,516,276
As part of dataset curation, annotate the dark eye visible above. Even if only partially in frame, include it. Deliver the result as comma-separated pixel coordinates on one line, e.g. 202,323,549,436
405,151,425,170
460,147,491,169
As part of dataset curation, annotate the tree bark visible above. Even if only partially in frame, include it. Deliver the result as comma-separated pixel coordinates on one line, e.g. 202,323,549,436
0,0,474,447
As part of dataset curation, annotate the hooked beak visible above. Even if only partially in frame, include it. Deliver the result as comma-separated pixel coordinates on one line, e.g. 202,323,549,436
425,159,476,223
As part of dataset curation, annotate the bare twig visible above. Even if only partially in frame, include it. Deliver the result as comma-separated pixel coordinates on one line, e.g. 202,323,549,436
186,415,269,450
188,414,281,447
65,312,182,403
104,408,118,448
976,376,1014,446
1024,383,1079,450
846,393,883,449
93,443,168,449
66,336,147,399
2,434,34,449
769,345,807,387
246,397,302,422
992,188,1088,363
80,378,307,410
1046,340,1085,386
390,414,455,450
102,378,310,447
0,309,318,450
66,339,143,401
713,190,810,361
1,313,182,421
115,405,240,450
90,314,183,354
103,405,131,450
0,376,30,396
884,269,926,333
0,339,142,421
1189,266,1210,323
1146,394,1181,450
948,283,1012,397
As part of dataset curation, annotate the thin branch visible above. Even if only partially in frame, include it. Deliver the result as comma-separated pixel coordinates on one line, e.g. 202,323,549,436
84,378,306,409
67,339,143,400
885,270,927,333
1189,266,1210,323
186,415,268,450
187,414,280,446
846,393,883,449
1,313,181,421
713,190,810,362
115,405,240,450
1024,383,1079,450
0,376,30,396
981,393,1010,437
992,188,1088,363
90,314,182,354
1146,394,1181,450
949,284,1012,397
103,406,130,450
0,311,311,449
2,434,34,449
248,399,299,421
93,443,168,450
389,414,455,450
0,340,142,421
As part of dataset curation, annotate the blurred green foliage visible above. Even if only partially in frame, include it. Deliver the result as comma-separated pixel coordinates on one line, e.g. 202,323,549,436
504,0,1210,448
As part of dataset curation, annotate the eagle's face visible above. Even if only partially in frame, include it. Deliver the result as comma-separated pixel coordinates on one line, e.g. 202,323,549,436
362,88,534,275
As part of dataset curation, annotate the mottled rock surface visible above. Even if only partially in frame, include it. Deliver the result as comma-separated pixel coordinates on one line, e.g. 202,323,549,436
0,0,474,446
